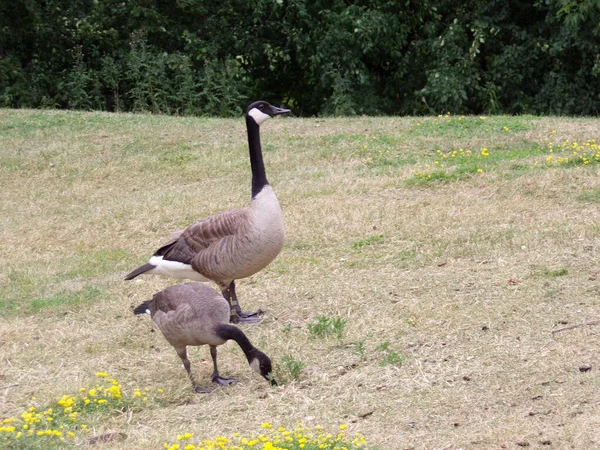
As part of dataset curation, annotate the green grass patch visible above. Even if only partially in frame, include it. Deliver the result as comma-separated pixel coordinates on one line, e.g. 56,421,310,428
578,189,600,203
351,234,385,249
408,114,535,139
532,265,570,278
307,316,347,339
0,275,105,317
62,248,133,279
375,342,404,366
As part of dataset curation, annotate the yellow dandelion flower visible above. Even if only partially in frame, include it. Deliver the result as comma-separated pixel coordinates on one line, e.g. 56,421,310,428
157,388,164,393
88,389,96,397
95,372,109,377
262,422,273,429
68,432,75,437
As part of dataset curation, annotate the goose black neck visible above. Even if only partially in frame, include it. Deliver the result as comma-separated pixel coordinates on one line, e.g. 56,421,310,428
246,116,269,199
215,324,255,357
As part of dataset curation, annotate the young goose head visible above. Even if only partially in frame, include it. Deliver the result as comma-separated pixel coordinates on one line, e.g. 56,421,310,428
246,101,291,126
247,348,277,386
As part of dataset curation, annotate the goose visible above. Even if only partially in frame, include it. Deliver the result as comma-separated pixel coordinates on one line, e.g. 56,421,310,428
133,282,277,393
125,101,291,323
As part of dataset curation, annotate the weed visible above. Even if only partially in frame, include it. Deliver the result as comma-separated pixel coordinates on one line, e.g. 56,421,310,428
308,316,347,339
0,372,162,450
376,342,404,366
352,341,366,361
163,423,370,449
277,355,307,381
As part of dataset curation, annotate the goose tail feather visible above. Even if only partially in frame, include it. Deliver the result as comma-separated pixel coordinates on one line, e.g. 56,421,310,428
133,300,152,315
124,263,155,280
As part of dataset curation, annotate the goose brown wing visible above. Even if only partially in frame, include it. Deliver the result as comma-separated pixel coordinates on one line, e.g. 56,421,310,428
154,208,249,265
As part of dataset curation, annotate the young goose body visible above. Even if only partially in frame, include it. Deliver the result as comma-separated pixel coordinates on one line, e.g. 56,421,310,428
125,101,291,323
133,282,276,393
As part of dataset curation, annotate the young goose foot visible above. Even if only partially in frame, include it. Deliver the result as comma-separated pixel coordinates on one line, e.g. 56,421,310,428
231,309,263,324
212,375,238,386
193,385,215,394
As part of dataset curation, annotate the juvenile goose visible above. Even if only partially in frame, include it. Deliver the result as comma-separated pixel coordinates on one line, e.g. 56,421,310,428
133,282,276,393
125,101,291,323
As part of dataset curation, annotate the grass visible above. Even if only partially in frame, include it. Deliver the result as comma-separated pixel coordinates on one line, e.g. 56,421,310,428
1,109,600,449
307,316,347,339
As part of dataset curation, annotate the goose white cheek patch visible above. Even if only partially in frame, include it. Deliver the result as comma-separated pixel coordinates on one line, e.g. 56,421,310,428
248,108,271,125
250,358,261,373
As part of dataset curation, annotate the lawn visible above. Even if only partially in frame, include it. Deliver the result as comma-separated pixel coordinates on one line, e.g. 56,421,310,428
1,109,599,449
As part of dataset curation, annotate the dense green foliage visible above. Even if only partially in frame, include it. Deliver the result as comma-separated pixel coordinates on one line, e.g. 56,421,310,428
1,0,599,116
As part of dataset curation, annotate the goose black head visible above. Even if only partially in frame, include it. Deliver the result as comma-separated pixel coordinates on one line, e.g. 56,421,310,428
248,350,277,386
246,101,291,126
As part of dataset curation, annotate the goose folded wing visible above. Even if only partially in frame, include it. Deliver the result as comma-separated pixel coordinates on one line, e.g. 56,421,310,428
156,208,249,264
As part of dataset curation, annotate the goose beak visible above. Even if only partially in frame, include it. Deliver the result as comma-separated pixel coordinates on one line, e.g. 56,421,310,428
270,106,291,116
264,374,278,386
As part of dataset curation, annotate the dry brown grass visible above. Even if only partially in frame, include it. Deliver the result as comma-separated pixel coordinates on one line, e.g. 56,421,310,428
1,109,600,449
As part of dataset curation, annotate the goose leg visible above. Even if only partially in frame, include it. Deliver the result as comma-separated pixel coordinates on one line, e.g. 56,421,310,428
175,347,213,394
228,281,263,324
210,345,237,385
220,281,263,324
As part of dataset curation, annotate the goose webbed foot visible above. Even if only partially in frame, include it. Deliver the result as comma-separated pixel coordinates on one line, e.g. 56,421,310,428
193,385,214,394
230,309,263,324
212,375,238,386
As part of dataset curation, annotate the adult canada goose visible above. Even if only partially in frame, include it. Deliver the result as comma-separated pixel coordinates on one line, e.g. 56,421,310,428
133,282,276,393
125,101,291,323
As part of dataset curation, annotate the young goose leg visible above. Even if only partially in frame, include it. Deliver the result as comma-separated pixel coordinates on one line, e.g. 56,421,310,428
175,347,213,394
223,281,263,324
209,345,238,385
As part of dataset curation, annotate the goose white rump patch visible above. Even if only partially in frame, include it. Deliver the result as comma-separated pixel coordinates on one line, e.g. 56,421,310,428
148,256,209,281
